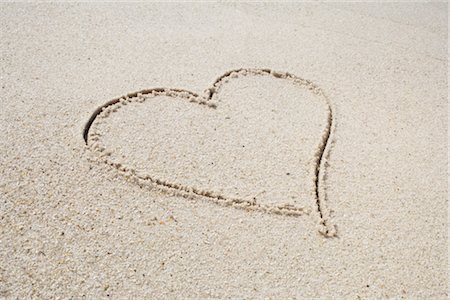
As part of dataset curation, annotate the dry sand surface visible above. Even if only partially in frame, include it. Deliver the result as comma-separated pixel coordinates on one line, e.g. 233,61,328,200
0,3,448,299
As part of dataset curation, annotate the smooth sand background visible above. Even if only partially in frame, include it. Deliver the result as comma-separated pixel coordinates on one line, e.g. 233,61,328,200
1,3,447,299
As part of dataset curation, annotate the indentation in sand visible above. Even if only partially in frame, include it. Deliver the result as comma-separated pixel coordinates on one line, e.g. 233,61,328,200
84,69,336,236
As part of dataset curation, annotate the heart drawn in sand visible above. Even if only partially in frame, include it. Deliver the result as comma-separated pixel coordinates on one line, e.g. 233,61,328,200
84,68,336,236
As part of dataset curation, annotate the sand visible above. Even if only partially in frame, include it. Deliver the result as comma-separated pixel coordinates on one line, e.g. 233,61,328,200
0,3,447,299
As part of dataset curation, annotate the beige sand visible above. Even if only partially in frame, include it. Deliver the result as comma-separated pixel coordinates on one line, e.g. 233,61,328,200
0,3,447,299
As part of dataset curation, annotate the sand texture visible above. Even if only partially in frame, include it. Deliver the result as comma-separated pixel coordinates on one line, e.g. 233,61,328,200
1,3,448,299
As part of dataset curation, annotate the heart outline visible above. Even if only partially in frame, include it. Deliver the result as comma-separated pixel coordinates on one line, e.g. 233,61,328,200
84,68,336,237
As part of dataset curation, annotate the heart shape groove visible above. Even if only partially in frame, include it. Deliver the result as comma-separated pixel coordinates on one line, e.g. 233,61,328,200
84,68,336,237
